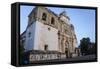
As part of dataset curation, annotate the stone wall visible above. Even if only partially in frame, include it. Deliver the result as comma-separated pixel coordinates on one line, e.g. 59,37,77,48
29,53,66,62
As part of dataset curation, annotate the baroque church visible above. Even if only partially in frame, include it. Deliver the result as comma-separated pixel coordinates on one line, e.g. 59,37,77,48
21,6,80,62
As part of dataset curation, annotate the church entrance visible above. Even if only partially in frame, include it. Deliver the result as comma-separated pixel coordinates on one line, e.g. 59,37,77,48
65,48,69,58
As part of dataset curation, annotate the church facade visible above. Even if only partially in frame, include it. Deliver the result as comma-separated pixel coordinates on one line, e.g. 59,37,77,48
21,6,78,62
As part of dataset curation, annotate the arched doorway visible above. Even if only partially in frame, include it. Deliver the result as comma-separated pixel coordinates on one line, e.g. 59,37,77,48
65,48,69,58
65,40,69,58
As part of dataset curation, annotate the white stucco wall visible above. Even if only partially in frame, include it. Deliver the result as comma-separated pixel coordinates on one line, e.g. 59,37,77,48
25,20,59,52
34,21,59,51
25,22,36,51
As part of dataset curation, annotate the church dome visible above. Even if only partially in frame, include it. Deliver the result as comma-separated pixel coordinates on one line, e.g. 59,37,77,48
59,11,70,20
59,11,70,24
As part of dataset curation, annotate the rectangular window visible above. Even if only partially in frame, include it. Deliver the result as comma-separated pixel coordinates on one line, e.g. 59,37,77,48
28,32,31,37
44,45,48,51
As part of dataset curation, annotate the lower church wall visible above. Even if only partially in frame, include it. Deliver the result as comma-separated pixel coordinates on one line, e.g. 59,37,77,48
29,53,66,62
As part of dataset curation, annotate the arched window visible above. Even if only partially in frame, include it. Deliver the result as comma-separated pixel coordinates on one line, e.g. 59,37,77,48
51,17,55,25
42,13,47,21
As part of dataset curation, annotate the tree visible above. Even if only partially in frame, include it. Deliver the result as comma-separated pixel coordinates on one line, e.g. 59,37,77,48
80,37,90,55
87,42,96,55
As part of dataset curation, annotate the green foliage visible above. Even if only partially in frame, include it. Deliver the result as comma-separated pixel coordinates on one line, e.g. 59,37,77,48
80,37,96,55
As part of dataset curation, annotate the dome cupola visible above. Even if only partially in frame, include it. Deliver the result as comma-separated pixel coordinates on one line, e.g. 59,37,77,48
59,11,70,24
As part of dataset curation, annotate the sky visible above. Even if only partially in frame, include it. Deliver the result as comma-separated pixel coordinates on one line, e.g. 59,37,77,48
20,5,96,46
